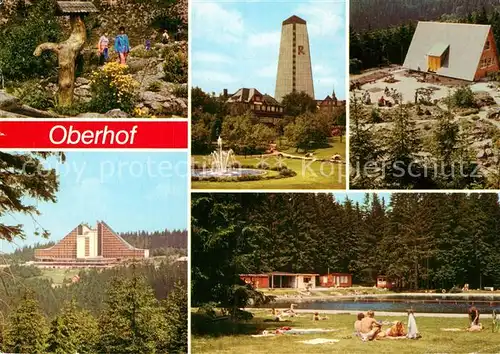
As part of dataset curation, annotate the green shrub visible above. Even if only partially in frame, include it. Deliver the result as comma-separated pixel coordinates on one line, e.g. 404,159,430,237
88,62,139,113
148,81,163,92
52,102,89,116
163,46,187,84
172,84,188,98
279,168,296,177
452,86,475,108
0,0,61,80
130,47,158,58
256,161,269,170
13,81,53,110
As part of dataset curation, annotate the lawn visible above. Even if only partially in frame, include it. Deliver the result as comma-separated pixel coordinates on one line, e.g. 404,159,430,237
191,139,346,190
191,311,500,353
37,268,81,285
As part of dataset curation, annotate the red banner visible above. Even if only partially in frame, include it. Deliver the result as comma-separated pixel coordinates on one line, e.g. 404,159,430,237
0,120,188,149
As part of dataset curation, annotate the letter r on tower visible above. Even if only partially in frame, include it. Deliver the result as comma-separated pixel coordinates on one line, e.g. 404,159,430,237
298,45,305,55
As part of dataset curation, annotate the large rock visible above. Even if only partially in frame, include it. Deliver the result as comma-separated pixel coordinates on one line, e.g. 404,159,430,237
0,91,19,111
487,107,500,119
105,109,130,118
76,112,108,118
75,77,90,86
0,109,27,118
142,91,167,103
474,91,496,107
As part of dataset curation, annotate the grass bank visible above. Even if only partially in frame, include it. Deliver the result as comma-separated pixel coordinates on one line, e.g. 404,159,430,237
191,311,500,353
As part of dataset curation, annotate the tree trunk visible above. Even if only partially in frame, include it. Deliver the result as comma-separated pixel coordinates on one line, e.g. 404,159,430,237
34,15,86,107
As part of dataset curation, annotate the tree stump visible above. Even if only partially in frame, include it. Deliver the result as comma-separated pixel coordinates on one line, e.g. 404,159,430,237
34,16,86,107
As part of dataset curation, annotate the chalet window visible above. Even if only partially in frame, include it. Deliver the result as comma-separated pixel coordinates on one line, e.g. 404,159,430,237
486,41,491,50
303,277,311,283
341,276,348,283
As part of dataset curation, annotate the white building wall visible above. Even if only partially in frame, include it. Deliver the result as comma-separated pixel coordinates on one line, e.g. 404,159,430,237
76,237,85,259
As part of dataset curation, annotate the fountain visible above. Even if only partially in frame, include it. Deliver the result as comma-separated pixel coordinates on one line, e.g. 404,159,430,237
192,137,267,179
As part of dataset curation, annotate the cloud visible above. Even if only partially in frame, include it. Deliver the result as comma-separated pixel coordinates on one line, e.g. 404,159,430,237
193,70,238,85
193,51,234,65
248,31,281,48
192,3,245,43
295,2,344,37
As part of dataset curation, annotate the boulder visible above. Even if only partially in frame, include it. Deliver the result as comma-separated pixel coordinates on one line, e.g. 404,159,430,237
477,150,486,159
148,101,164,112
0,91,19,111
487,107,500,119
76,112,108,118
485,148,493,157
474,91,496,107
142,91,167,103
75,77,90,86
0,109,27,118
105,109,130,118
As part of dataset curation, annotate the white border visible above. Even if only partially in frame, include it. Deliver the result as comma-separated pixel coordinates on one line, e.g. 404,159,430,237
345,0,350,190
187,0,193,349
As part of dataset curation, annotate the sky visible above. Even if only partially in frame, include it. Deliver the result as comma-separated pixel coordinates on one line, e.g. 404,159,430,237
333,192,391,205
2,152,188,253
192,0,347,100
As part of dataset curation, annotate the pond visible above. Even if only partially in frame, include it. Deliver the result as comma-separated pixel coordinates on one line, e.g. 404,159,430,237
261,298,500,314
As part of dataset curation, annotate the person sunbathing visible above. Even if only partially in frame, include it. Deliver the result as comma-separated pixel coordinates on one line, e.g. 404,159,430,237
354,312,365,336
468,323,483,332
359,310,382,341
385,321,406,337
312,312,328,321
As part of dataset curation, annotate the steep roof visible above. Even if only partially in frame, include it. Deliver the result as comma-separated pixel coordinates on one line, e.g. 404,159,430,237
283,15,306,26
56,1,99,14
227,88,262,103
262,94,281,106
99,221,145,251
403,22,491,81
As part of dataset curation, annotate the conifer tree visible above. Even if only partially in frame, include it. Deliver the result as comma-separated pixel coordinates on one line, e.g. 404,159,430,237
3,292,48,354
159,282,188,354
349,94,380,188
98,276,163,354
47,299,99,354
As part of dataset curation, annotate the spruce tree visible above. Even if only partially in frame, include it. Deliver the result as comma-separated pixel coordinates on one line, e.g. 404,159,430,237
159,282,188,354
98,276,163,354
3,292,48,354
47,299,99,354
349,94,380,188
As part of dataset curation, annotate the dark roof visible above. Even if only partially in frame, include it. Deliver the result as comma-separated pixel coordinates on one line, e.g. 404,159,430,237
56,1,99,14
283,15,306,26
263,94,281,106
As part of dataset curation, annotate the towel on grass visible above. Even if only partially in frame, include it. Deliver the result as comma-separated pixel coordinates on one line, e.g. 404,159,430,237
299,338,340,345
